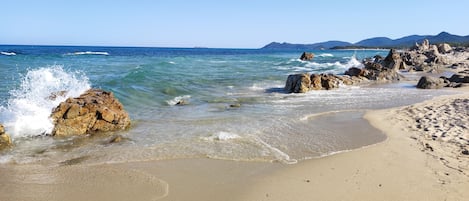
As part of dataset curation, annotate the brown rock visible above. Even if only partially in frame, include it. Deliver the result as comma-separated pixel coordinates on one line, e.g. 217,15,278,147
310,74,322,90
51,89,131,137
383,49,403,71
416,76,446,89
448,74,469,83
437,43,452,54
285,73,311,93
0,124,12,149
299,52,314,61
321,74,339,90
345,67,366,77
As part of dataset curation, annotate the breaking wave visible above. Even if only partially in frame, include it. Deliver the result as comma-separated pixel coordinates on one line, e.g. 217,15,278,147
0,66,91,138
65,51,109,56
1,51,16,56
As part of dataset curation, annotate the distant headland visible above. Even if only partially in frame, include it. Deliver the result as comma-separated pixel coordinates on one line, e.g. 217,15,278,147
262,31,469,50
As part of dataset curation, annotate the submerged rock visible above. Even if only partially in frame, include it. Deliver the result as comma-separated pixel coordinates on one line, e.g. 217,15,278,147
0,124,12,149
299,52,314,61
50,89,131,137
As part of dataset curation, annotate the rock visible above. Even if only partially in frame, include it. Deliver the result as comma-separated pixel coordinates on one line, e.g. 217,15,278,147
412,39,430,51
50,89,131,137
310,74,322,90
462,149,469,155
448,74,469,83
437,43,452,54
382,49,403,71
345,67,366,77
299,52,314,61
321,74,339,90
0,124,12,149
229,103,241,108
109,135,124,144
285,73,311,93
416,76,446,89
364,61,383,71
176,100,188,105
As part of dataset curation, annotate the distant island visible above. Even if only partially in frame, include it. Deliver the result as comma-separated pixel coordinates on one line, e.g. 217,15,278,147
262,31,469,50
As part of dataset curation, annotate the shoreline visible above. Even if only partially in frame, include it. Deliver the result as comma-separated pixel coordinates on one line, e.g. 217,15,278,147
238,86,469,201
1,87,467,201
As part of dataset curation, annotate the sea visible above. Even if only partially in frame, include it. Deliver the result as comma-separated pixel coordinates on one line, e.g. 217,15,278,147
0,45,454,165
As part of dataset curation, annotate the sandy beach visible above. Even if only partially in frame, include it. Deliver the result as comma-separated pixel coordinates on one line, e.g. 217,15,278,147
0,86,466,201
238,87,469,201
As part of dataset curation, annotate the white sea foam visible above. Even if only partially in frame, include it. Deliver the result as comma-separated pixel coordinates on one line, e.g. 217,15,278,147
203,131,241,141
1,51,16,56
344,54,364,69
293,54,363,73
316,53,334,57
166,95,191,106
0,65,91,138
66,51,109,56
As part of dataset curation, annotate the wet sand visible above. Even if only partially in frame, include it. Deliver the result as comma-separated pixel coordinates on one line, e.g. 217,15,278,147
1,88,468,201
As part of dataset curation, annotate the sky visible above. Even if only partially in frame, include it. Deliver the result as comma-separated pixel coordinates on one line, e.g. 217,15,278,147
1,0,469,48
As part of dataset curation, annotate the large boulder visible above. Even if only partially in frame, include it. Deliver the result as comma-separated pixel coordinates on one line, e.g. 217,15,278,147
437,43,452,54
285,73,311,93
448,73,469,83
416,76,446,89
0,124,12,149
50,89,131,137
382,49,405,71
299,52,314,61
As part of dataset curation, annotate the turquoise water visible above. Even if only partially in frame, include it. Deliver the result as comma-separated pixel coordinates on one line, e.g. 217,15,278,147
0,46,452,164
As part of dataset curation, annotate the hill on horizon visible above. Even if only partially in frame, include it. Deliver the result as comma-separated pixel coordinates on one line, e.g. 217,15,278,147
262,32,469,49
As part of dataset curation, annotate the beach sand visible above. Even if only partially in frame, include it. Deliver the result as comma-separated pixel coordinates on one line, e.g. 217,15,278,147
1,88,468,201
238,87,469,201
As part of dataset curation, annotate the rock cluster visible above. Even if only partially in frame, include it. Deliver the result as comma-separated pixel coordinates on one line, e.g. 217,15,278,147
0,124,12,149
50,89,131,137
286,40,469,93
403,39,452,72
362,49,404,81
417,71,469,89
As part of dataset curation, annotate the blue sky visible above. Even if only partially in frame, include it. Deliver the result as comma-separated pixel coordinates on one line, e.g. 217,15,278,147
1,0,468,48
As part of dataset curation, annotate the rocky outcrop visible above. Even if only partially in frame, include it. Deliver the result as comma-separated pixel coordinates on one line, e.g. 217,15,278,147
285,73,311,93
285,73,346,93
300,52,314,61
416,76,446,89
0,124,12,149
437,43,452,54
50,89,131,137
361,49,404,81
403,40,455,72
448,73,469,83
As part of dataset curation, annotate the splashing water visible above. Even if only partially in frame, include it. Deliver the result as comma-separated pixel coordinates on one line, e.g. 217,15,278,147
0,65,91,138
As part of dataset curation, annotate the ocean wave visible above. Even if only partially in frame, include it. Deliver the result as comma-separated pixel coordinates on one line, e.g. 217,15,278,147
166,95,191,106
1,51,17,56
316,53,334,57
286,54,363,73
65,51,109,56
0,65,91,138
